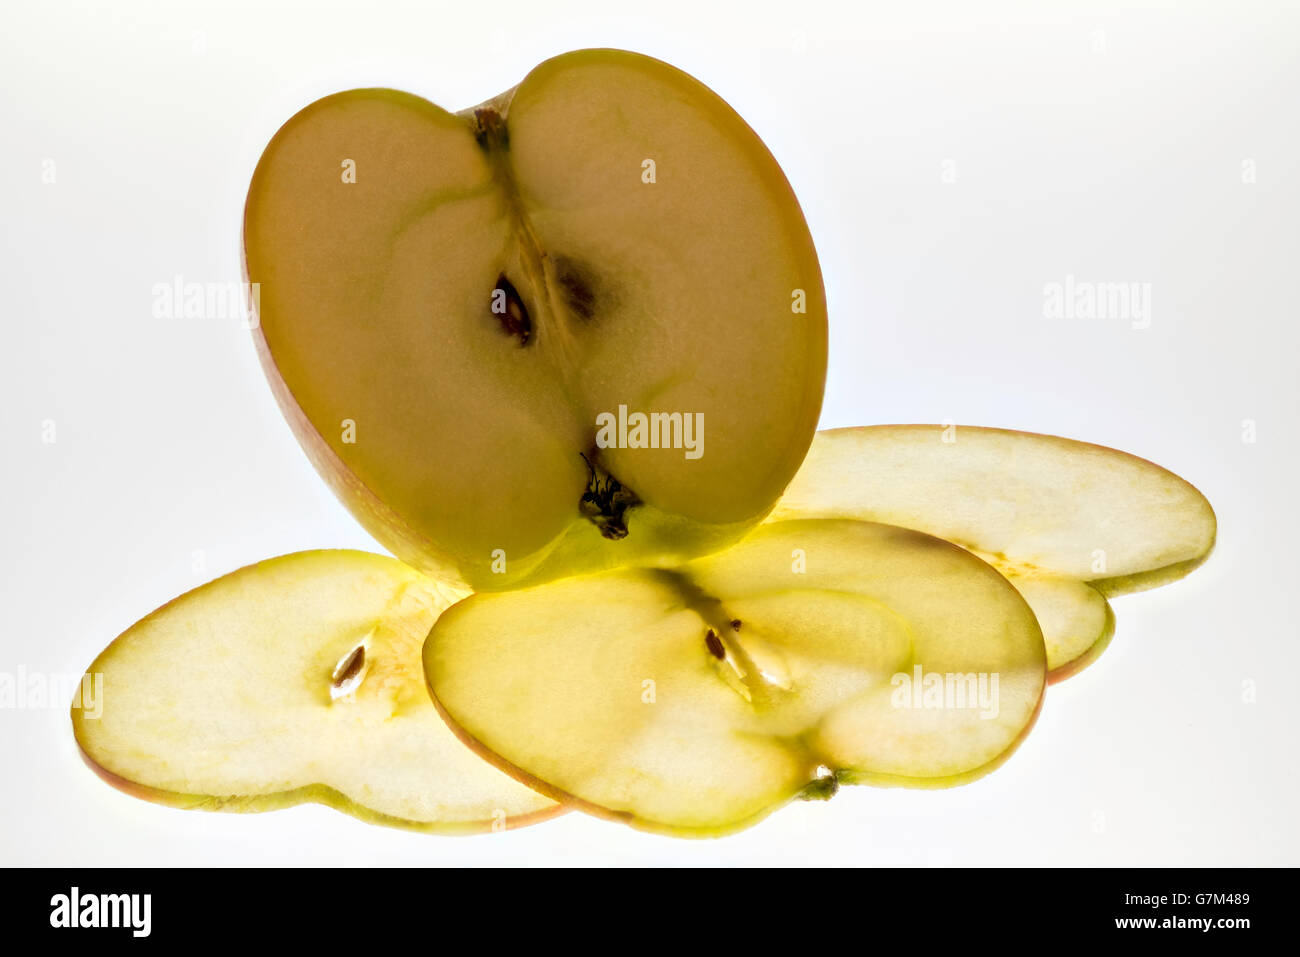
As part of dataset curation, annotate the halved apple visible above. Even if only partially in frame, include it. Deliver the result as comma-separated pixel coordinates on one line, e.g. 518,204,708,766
73,551,559,833
243,49,827,591
767,425,1216,678
425,519,1046,837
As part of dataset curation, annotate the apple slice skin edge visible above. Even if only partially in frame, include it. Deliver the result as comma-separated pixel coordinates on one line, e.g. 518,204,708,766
1045,596,1116,685
74,743,566,837
998,572,1116,684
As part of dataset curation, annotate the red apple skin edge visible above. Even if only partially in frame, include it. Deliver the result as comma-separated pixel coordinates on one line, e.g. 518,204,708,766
1046,598,1117,685
72,741,566,836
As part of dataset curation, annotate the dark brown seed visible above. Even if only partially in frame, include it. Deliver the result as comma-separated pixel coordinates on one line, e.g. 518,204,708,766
491,274,532,345
332,645,365,689
705,630,726,660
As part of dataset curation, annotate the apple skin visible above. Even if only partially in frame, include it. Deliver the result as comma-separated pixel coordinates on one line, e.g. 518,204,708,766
75,741,564,836
1045,599,1116,684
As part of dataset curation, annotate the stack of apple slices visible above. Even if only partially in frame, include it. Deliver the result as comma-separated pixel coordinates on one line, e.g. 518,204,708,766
73,50,1215,839
769,426,1217,682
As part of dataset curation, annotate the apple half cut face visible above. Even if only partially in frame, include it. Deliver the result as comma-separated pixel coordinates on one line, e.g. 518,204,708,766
767,426,1216,679
425,519,1046,837
243,49,827,592
73,551,559,834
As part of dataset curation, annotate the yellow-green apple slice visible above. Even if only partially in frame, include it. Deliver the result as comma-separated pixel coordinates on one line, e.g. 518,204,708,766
425,520,1045,837
243,49,827,592
1005,574,1114,681
73,551,559,834
767,425,1216,678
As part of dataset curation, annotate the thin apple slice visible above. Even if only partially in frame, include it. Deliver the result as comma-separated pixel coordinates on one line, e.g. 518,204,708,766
425,520,1045,837
1001,573,1114,680
73,551,559,833
767,426,1215,678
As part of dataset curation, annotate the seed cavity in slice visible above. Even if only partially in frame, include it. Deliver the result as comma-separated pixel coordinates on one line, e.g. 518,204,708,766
490,274,532,345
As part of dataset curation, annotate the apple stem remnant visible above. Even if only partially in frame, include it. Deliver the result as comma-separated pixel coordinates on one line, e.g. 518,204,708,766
578,453,641,540
799,766,839,802
472,106,510,152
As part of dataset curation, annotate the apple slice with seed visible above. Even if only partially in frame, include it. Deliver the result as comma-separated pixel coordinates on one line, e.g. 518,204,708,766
73,551,560,833
243,48,827,592
425,519,1046,837
767,425,1216,678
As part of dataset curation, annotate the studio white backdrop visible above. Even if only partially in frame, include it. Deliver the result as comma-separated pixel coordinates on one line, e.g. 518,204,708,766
2,0,1296,866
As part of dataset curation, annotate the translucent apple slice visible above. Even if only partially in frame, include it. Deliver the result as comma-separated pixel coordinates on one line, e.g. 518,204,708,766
73,551,559,834
243,49,827,592
425,520,1046,837
1002,574,1114,681
767,425,1215,678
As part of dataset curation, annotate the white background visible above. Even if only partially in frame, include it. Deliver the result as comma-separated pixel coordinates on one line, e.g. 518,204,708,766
2,0,1297,866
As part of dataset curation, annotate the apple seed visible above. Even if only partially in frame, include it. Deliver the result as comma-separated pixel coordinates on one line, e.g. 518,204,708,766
330,640,369,700
491,274,532,345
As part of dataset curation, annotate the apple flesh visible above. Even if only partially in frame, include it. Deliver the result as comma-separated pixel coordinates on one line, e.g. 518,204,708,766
768,425,1216,677
1008,574,1114,680
425,519,1046,837
73,551,559,833
243,49,827,592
